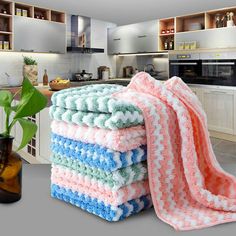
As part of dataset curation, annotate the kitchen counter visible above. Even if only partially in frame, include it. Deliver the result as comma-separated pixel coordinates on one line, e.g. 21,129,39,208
0,164,235,236
0,79,131,106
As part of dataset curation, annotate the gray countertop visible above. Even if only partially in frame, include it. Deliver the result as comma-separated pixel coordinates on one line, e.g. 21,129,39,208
0,164,235,236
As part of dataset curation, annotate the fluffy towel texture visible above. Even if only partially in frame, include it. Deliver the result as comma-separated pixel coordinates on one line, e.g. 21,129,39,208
51,134,147,172
51,154,148,190
113,72,236,230
51,164,150,206
51,184,152,221
51,120,146,152
50,84,144,130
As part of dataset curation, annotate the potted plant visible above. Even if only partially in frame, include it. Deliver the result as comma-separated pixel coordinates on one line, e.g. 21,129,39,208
23,56,38,86
0,77,47,203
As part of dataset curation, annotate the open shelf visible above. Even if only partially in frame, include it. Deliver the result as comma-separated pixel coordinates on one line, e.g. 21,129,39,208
159,34,174,51
176,13,205,33
206,7,236,29
34,7,50,20
51,10,65,23
15,3,33,17
0,31,12,50
159,18,175,35
0,0,12,15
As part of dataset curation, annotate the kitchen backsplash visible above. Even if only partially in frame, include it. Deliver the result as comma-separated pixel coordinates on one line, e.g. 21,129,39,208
116,55,169,79
0,18,116,86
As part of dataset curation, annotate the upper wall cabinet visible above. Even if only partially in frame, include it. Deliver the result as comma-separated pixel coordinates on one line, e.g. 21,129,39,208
0,1,66,53
108,20,158,54
14,16,66,53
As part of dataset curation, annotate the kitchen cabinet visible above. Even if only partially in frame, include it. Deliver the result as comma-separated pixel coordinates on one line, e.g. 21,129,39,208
108,20,158,54
14,16,66,53
39,107,51,162
189,86,236,135
175,27,236,50
202,88,235,135
0,106,4,133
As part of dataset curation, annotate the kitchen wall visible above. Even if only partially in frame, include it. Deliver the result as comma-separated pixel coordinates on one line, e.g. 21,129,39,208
0,53,80,86
0,17,116,86
116,55,169,79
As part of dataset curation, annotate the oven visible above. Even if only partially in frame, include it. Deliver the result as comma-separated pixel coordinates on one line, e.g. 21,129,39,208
169,52,236,86
169,53,202,83
201,60,236,86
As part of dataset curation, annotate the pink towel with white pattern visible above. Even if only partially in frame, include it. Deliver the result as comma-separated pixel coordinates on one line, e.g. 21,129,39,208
113,72,236,230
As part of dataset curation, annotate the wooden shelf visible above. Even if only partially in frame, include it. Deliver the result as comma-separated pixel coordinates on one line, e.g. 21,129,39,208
159,17,175,34
176,13,205,33
0,12,11,17
0,31,12,50
159,34,174,51
51,10,65,23
160,33,175,37
206,7,236,29
34,7,50,21
0,0,13,15
15,3,33,17
0,10,12,32
0,30,11,34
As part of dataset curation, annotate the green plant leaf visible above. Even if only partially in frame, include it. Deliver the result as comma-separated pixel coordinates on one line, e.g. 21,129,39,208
0,90,13,107
14,78,47,119
16,118,37,151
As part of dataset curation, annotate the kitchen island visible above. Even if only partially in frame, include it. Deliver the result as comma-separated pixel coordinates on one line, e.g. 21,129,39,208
0,164,235,236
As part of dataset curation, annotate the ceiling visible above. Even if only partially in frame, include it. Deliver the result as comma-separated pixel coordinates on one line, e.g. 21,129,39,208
22,0,236,25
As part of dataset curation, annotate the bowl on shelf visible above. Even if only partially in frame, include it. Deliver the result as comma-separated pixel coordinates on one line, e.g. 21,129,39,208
49,78,70,91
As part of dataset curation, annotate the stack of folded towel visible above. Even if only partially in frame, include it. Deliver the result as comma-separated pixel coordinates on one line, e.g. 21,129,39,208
50,84,152,221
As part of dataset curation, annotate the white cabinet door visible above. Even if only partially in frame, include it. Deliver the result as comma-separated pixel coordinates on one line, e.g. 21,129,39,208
202,89,235,134
39,107,51,162
0,106,4,134
108,20,158,54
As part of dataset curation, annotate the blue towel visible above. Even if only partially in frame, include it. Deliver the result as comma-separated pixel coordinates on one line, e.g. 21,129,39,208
51,184,152,221
51,133,147,172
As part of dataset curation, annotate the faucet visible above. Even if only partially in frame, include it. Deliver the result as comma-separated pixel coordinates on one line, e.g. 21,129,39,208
144,64,155,72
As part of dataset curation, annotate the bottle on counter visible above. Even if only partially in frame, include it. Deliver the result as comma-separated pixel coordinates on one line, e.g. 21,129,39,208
43,69,48,86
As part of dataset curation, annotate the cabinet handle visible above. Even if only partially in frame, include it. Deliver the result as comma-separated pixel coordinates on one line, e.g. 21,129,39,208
113,38,121,41
210,91,227,94
170,62,198,65
137,35,147,38
49,50,60,54
202,62,235,66
21,49,34,52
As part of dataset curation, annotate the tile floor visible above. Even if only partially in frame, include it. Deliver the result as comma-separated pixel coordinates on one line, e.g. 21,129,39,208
210,137,236,176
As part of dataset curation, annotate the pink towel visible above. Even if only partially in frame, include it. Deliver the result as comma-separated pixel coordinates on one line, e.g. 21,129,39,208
51,120,146,152
113,72,236,230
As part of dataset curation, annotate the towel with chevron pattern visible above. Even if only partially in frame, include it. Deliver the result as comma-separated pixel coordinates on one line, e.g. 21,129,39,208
50,83,151,221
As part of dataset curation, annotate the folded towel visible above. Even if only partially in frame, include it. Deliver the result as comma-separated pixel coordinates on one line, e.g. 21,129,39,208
49,106,143,130
50,82,144,130
51,154,148,190
51,164,150,206
51,134,147,171
51,120,146,152
51,184,152,221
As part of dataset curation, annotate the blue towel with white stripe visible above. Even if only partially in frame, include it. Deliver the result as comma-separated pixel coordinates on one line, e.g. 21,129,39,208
51,133,147,172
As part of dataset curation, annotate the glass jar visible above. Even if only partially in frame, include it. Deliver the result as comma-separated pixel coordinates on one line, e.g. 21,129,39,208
0,136,22,203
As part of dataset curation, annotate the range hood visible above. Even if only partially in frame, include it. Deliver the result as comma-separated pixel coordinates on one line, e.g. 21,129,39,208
67,15,104,53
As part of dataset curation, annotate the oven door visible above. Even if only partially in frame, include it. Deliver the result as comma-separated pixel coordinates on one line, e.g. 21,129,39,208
169,60,202,83
201,60,236,86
